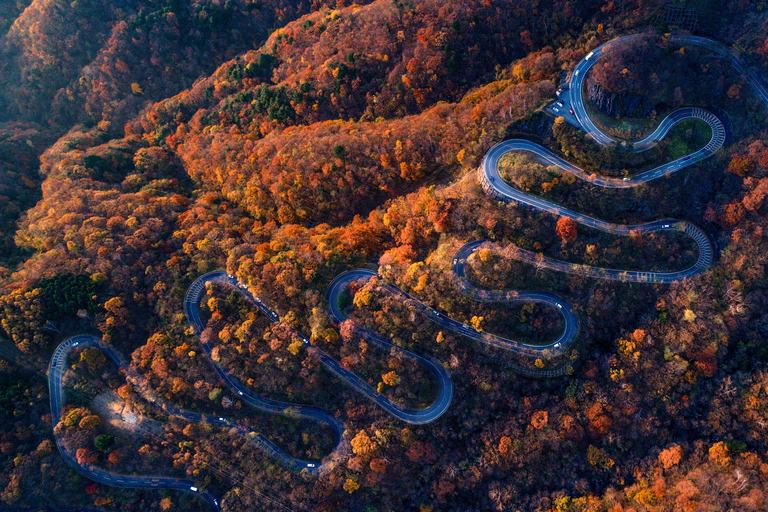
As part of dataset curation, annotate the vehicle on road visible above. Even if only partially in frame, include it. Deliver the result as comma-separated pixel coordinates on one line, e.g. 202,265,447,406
573,70,579,77
556,101,564,107
569,108,574,115
553,107,559,112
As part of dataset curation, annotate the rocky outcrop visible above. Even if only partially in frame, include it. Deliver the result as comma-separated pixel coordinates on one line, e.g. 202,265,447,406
505,111,554,140
586,80,655,119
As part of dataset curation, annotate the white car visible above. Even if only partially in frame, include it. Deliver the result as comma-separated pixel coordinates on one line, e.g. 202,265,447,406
553,107,559,112
190,486,198,492
573,70,579,77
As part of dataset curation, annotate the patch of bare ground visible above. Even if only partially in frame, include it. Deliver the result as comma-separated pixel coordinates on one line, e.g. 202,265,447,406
91,391,165,438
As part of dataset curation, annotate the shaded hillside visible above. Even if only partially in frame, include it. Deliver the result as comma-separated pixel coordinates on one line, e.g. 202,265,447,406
0,0,347,128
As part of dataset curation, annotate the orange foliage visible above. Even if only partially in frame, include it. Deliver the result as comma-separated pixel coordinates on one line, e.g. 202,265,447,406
556,216,578,243
658,445,683,469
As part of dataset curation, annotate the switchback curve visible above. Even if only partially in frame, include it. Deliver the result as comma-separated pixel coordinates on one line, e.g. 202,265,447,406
49,335,221,510
461,32,768,372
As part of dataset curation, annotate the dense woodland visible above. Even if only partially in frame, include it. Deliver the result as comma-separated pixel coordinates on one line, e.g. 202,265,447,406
2,0,768,510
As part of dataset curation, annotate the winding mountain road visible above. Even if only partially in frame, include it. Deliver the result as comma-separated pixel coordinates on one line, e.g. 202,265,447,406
568,34,768,148
462,32,767,376
49,336,221,510
46,31,768,511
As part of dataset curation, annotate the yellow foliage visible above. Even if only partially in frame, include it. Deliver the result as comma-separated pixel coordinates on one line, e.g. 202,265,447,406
382,370,400,386
618,338,636,357
353,288,372,308
79,415,101,430
633,489,657,506
405,261,424,280
63,408,86,428
553,496,573,512
414,273,429,293
587,445,614,471
351,430,377,457
456,149,466,165
512,63,525,81
130,82,143,95
322,327,339,344
104,296,125,313
343,477,360,493
287,339,303,356
708,442,730,466
477,248,492,263
470,316,484,331
683,309,697,322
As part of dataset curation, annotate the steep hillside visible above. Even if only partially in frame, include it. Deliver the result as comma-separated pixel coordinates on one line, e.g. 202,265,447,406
2,0,768,511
